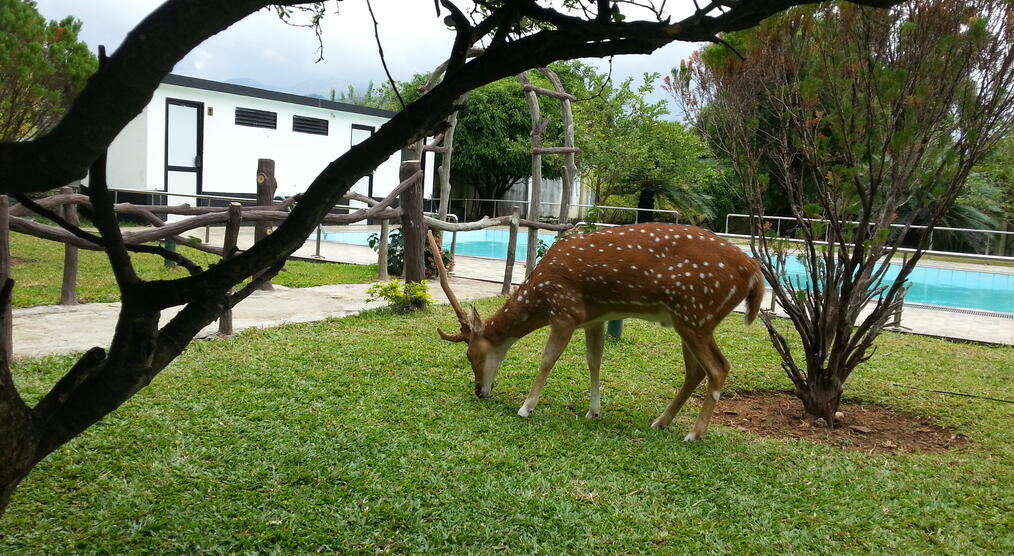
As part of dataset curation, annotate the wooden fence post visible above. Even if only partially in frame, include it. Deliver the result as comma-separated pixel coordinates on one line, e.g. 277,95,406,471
163,239,176,268
606,319,623,339
59,186,79,305
0,196,11,363
399,160,425,283
502,206,520,295
255,158,277,291
378,218,390,281
218,203,242,336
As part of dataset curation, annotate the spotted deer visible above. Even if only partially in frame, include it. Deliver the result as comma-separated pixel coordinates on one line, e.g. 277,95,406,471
428,223,765,441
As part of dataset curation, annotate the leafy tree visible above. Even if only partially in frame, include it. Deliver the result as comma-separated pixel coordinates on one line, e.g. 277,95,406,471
0,0,906,515
575,72,717,224
967,134,1014,255
673,0,1014,423
0,0,96,141
610,119,717,224
330,80,402,111
451,75,566,218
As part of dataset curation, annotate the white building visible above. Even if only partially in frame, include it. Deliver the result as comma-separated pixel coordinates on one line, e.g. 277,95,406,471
97,74,432,218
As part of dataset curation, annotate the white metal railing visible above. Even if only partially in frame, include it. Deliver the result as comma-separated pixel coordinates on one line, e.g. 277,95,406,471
441,197,681,222
716,231,1014,264
724,213,1014,259
107,187,254,204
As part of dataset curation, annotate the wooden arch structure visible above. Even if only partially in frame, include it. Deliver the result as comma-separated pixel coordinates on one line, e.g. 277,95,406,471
412,50,580,278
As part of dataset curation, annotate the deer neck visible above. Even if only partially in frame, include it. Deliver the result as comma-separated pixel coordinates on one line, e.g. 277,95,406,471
480,294,549,348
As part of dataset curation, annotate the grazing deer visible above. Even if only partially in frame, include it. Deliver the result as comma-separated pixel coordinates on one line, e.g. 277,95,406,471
428,223,764,441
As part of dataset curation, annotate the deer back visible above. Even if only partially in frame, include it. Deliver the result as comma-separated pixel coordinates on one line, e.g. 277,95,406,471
484,223,762,340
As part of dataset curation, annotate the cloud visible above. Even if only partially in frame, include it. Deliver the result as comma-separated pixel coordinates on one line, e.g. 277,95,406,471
35,0,701,109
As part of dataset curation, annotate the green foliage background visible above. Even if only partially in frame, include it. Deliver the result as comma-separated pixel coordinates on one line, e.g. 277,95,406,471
0,0,96,141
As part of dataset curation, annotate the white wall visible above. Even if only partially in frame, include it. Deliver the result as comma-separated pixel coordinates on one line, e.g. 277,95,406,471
153,83,401,200
100,106,150,191
100,78,412,215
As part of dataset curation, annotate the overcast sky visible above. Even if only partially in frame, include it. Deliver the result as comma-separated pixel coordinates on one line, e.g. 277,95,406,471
35,1,698,112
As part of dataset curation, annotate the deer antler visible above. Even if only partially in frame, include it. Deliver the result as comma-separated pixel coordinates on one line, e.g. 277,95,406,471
427,230,470,342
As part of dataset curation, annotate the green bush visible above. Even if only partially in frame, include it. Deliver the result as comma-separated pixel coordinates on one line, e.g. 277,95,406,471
365,279,432,313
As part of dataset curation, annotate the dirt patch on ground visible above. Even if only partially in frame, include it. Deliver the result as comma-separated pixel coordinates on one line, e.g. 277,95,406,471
713,391,969,454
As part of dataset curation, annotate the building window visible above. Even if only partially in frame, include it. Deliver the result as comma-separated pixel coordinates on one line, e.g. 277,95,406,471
235,107,276,129
293,115,329,135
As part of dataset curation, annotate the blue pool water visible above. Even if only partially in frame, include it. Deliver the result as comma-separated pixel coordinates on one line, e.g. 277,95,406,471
326,229,1014,314
325,228,559,261
779,258,1014,314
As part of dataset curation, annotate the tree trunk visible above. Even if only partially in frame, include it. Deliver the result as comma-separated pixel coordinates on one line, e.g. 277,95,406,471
0,400,37,516
0,277,39,515
636,188,656,223
476,198,497,219
400,161,425,284
796,374,843,426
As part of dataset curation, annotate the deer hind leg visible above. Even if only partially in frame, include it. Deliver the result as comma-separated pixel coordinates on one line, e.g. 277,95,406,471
683,335,730,442
651,339,706,431
584,323,605,419
518,323,575,417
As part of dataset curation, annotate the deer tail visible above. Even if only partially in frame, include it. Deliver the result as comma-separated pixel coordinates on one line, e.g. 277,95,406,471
744,269,765,326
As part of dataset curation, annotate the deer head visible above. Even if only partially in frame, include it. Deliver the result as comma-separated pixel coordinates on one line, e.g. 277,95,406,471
427,231,509,397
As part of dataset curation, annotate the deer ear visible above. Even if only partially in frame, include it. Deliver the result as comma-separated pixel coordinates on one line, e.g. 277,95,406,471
469,305,484,332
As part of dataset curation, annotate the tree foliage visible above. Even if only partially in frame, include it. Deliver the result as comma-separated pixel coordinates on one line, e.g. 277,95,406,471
575,71,717,224
673,0,1014,422
967,133,1014,254
331,80,403,111
0,0,96,141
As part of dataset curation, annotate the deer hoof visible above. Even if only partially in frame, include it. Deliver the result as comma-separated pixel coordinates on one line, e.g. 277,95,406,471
585,410,600,419
683,432,700,442
650,419,667,430
517,405,531,418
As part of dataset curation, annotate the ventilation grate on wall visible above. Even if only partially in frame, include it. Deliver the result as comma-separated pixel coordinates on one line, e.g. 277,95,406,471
235,107,277,129
293,115,329,135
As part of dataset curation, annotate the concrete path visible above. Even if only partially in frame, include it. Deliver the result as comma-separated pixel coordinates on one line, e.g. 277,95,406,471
13,277,502,359
12,226,1013,358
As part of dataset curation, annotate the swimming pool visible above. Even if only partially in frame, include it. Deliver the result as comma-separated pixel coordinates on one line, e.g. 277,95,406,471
325,228,559,261
325,228,1014,315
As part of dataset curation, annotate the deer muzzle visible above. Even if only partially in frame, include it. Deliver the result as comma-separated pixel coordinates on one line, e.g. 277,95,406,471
475,381,495,398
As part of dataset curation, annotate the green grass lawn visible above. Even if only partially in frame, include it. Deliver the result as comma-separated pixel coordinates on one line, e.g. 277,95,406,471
8,232,379,308
2,299,1011,553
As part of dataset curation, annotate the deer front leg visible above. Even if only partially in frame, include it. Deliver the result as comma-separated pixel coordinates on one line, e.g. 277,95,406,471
518,324,574,417
584,323,605,419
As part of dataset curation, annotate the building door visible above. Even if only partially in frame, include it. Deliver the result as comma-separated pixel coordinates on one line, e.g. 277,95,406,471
351,124,375,199
164,99,203,222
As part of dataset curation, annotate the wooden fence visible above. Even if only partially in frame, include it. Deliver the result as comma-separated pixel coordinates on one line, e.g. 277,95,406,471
1,157,577,358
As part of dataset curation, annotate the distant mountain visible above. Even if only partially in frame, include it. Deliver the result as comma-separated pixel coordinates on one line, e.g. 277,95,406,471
224,77,274,90
221,76,383,103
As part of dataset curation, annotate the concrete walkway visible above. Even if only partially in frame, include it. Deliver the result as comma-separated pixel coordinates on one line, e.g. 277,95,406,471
12,226,1013,358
